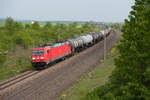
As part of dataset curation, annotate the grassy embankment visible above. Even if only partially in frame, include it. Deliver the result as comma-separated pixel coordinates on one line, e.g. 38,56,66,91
59,44,118,100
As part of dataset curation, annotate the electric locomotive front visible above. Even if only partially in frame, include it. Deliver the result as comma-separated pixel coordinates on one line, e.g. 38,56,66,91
31,46,50,69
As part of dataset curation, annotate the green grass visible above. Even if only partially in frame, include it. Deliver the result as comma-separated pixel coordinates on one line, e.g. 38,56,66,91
59,53,116,100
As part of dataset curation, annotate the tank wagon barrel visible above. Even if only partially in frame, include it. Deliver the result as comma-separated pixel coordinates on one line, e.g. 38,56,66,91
67,37,84,53
79,35,93,46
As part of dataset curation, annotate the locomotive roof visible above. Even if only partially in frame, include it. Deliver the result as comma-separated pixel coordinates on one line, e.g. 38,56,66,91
33,41,68,50
50,42,67,48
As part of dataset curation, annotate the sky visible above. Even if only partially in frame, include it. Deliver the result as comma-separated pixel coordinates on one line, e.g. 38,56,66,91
0,0,134,22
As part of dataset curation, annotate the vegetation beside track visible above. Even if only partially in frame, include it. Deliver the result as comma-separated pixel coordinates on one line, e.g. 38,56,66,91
59,45,118,100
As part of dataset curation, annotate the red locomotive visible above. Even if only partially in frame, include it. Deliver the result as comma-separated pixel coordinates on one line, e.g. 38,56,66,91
32,41,71,69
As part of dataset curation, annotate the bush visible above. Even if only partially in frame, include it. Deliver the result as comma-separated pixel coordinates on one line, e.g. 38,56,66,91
13,32,32,49
0,55,7,64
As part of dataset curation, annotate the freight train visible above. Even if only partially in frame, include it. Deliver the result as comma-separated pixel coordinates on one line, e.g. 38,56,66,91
31,28,112,69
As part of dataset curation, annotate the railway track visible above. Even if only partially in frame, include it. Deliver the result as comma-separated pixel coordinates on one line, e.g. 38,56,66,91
0,70,39,90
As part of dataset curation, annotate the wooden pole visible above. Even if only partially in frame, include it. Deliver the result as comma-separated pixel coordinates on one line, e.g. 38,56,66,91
104,30,106,63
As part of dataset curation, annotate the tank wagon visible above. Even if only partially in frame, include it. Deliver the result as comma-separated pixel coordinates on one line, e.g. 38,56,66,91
31,28,112,69
67,37,84,53
79,35,93,47
90,32,103,43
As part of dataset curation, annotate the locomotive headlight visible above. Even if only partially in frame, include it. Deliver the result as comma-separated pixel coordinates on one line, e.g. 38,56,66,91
40,57,44,59
32,57,35,60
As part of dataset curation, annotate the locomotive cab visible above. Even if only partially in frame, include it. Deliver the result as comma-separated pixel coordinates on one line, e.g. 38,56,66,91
31,47,50,69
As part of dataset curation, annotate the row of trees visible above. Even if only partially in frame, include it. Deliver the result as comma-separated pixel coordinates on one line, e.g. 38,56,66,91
87,0,150,100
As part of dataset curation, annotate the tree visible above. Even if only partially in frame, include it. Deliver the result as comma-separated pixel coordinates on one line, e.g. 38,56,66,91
25,24,31,29
5,17,15,34
111,23,121,30
31,21,40,30
55,23,67,41
67,22,79,38
43,22,52,30
87,0,150,100
81,22,90,33
69,22,78,28
81,22,95,33
14,22,24,30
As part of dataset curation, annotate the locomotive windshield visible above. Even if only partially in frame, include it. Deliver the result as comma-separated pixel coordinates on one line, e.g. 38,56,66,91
32,50,44,55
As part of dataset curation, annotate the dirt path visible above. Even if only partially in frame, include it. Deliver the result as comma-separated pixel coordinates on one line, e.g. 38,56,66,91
0,30,119,100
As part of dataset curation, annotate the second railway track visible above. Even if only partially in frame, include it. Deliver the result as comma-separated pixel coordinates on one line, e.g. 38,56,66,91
0,70,39,90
